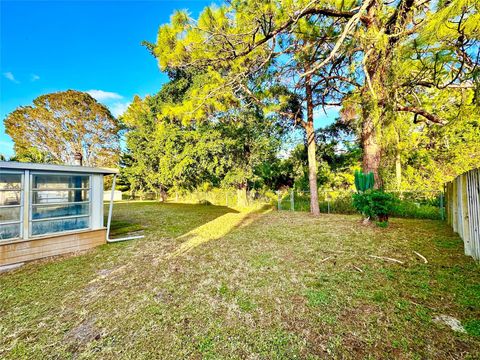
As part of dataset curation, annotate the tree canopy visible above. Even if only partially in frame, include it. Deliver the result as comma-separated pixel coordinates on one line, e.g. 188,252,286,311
4,90,122,167
120,70,283,196
2,1,478,204
147,0,479,204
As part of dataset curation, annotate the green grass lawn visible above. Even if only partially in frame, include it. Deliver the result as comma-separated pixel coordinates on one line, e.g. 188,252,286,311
1,202,479,359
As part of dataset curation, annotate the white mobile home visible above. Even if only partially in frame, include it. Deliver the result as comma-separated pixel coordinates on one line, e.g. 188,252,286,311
0,162,118,266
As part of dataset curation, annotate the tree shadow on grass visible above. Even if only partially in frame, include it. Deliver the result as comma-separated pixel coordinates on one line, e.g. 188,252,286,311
105,202,240,239
168,204,272,258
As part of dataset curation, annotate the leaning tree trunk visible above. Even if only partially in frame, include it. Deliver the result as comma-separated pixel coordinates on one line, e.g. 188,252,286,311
305,74,320,215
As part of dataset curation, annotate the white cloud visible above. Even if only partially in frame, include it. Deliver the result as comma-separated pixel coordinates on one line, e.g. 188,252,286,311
3,72,19,83
86,89,123,102
84,89,129,117
31,74,40,81
109,102,130,118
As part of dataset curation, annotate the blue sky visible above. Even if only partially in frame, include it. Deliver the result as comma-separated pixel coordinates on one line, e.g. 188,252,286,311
0,0,214,157
0,0,338,159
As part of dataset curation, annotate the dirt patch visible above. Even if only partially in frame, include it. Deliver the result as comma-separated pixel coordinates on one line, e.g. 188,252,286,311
153,289,174,303
64,319,101,353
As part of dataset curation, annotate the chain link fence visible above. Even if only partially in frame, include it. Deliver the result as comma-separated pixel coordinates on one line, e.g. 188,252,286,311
276,189,445,220
169,189,274,208
121,189,275,208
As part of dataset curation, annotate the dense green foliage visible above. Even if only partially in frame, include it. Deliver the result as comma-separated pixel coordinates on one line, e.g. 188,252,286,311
352,190,398,222
120,71,283,195
146,0,479,198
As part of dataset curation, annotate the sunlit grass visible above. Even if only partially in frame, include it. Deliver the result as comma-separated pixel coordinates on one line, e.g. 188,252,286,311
170,205,271,257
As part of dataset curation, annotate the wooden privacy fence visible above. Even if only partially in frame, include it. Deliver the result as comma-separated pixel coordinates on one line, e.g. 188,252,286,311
445,168,480,260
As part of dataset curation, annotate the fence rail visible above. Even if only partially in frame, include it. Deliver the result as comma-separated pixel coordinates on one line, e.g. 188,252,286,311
445,168,480,260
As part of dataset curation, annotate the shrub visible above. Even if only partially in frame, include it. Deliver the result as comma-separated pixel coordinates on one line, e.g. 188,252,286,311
375,221,389,228
352,190,397,223
392,200,441,220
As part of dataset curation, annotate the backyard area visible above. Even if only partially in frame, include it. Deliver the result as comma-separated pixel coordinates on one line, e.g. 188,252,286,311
1,202,479,359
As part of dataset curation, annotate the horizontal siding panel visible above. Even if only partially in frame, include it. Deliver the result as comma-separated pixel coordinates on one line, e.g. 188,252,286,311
1,230,105,250
1,235,105,260
1,243,104,265
0,229,106,266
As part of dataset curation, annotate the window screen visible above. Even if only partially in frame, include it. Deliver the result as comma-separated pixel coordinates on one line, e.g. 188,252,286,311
0,173,23,240
30,174,90,236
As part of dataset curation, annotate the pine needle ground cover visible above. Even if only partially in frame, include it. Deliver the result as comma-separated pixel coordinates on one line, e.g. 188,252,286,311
1,202,479,359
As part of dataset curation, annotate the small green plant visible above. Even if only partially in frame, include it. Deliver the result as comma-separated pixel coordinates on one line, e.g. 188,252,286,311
464,319,480,337
375,220,389,228
352,189,397,224
354,170,375,192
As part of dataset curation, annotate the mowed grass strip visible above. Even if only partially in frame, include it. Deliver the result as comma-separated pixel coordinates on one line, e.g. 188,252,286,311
1,202,479,359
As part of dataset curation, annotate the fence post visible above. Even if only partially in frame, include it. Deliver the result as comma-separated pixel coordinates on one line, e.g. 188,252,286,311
461,174,471,256
290,189,294,211
277,191,281,211
446,183,452,225
439,193,444,221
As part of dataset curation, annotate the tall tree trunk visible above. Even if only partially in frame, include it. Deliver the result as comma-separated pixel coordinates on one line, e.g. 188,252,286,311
395,150,401,190
361,103,382,188
360,1,385,189
359,0,415,189
306,122,320,215
305,74,320,215
236,181,248,207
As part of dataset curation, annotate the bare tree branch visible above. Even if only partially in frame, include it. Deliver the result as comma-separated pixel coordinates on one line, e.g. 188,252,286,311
394,105,445,124
301,0,373,78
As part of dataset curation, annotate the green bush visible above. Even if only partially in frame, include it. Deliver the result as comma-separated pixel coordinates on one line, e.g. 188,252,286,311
392,200,441,220
375,221,389,228
352,190,397,222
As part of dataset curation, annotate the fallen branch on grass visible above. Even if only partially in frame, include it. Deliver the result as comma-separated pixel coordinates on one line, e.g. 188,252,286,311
369,255,404,264
320,256,333,263
413,251,428,264
352,265,363,273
